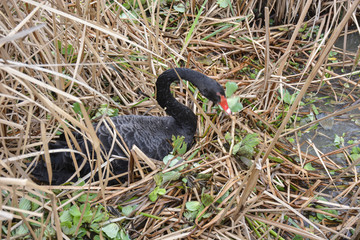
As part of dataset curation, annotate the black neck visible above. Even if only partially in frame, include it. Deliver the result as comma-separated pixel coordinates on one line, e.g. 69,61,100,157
156,68,203,135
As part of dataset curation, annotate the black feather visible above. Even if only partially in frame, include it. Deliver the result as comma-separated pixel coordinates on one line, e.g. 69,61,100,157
31,68,226,185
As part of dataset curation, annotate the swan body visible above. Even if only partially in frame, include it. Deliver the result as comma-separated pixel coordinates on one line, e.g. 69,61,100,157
31,68,230,184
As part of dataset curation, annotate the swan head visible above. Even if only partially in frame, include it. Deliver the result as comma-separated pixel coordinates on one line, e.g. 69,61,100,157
198,82,231,115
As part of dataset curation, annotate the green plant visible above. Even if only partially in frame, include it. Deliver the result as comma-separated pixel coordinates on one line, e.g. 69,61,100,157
183,193,213,221
225,82,243,112
279,89,299,106
225,131,260,157
149,186,167,202
56,40,77,63
304,162,316,171
5,195,129,240
216,0,234,14
313,197,341,222
334,133,345,148
93,104,119,119
350,146,360,161
174,2,187,12
149,136,187,202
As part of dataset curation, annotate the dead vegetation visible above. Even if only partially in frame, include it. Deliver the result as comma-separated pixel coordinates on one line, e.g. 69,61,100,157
1,0,360,239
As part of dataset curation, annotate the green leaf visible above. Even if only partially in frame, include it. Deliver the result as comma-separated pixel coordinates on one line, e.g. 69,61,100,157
93,104,119,119
90,223,100,233
69,205,81,217
196,173,212,180
149,187,166,202
30,196,40,212
77,227,87,237
196,204,205,220
163,154,175,165
293,235,305,240
157,188,166,195
280,89,299,105
227,96,243,112
238,145,253,156
217,0,231,8
122,205,134,217
162,171,181,183
14,224,29,236
60,199,71,210
184,210,197,220
80,203,93,223
59,210,72,227
225,82,238,97
102,223,119,239
304,163,316,171
311,104,319,115
163,154,185,171
72,102,82,116
351,153,360,161
174,3,185,12
62,225,77,236
78,193,98,203
224,132,232,142
44,225,56,238
278,27,289,31
352,146,360,154
242,133,260,148
334,134,344,147
19,198,31,212
201,212,212,219
299,23,307,33
171,135,187,155
201,194,213,207
153,173,163,186
316,207,339,221
316,196,327,201
232,142,241,155
119,229,131,240
283,90,292,104
216,190,230,204
186,201,202,211
196,56,213,65
233,133,260,157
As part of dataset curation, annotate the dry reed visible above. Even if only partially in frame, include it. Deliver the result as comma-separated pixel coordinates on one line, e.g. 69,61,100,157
0,0,360,239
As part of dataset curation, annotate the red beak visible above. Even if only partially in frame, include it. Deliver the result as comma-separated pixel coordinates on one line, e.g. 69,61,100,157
220,95,231,115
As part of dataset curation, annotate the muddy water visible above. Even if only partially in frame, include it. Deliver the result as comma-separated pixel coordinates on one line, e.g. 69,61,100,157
299,95,360,166
297,31,360,170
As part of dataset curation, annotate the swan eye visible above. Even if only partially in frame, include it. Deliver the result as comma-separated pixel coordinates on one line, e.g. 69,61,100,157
202,89,209,97
215,92,223,102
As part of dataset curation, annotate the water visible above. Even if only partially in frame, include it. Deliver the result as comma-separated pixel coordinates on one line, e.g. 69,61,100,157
296,31,360,170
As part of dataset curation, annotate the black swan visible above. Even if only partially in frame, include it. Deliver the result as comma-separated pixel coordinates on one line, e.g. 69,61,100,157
30,68,230,185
